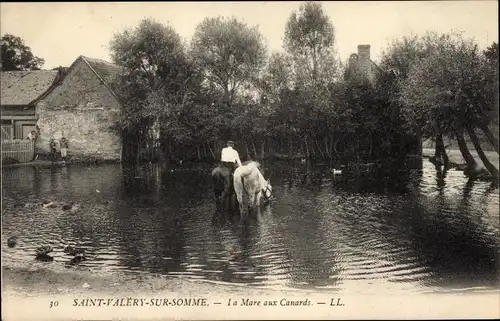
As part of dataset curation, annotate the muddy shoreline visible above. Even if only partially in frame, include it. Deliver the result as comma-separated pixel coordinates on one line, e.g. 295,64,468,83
3,264,499,321
2,264,294,298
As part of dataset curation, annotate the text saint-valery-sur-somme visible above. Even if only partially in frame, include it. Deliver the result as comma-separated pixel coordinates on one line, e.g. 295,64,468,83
73,298,209,307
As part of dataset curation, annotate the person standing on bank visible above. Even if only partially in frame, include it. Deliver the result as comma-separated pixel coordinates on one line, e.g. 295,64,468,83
60,137,69,162
221,141,242,172
27,130,37,141
49,138,57,161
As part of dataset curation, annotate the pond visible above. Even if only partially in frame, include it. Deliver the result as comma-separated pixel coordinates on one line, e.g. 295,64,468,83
2,160,499,294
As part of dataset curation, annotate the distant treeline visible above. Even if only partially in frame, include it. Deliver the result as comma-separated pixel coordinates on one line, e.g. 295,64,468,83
107,3,498,178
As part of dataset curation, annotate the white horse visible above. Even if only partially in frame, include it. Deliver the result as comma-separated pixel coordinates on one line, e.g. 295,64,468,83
233,161,273,216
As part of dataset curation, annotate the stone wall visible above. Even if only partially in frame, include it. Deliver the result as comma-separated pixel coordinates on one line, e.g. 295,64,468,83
36,58,122,161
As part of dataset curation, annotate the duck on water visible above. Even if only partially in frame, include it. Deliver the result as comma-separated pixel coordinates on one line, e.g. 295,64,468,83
62,202,80,211
35,245,54,261
7,236,17,248
39,200,80,211
64,245,88,265
41,200,57,208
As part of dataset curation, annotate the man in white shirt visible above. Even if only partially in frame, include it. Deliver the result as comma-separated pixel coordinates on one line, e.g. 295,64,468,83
221,141,242,171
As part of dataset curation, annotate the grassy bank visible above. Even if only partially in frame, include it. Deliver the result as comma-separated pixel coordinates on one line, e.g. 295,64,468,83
422,148,499,168
422,125,499,153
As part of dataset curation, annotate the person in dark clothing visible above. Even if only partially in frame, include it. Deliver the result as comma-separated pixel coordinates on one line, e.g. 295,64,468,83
49,138,57,161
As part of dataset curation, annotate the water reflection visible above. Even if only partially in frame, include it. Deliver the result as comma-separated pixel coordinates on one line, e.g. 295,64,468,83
2,160,498,293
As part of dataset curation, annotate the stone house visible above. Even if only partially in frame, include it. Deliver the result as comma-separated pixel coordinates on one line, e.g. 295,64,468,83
347,44,382,84
34,55,123,161
1,70,60,140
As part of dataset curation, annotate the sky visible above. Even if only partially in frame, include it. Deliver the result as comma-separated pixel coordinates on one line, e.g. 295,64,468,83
1,1,498,70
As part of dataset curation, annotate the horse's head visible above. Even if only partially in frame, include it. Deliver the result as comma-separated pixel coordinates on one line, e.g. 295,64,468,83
262,178,273,201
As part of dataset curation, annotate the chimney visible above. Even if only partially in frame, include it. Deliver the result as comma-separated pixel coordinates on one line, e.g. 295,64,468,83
357,44,371,78
357,44,371,61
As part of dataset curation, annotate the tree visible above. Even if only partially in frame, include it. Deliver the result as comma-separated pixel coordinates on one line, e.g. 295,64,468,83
380,32,471,165
482,41,499,153
484,42,498,64
400,33,498,178
109,18,199,162
1,34,44,71
260,52,294,106
278,2,342,160
283,1,337,88
190,16,267,111
110,18,192,93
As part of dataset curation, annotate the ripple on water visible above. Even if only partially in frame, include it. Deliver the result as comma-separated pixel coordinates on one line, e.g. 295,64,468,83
2,161,499,293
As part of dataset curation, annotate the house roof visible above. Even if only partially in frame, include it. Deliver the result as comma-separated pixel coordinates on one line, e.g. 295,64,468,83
32,55,124,106
370,59,383,73
0,70,59,106
80,56,124,90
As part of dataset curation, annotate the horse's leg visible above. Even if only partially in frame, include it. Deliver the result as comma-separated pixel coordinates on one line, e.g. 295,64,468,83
238,197,245,216
247,192,256,215
226,191,232,213
234,186,244,216
219,190,225,211
214,189,221,209
234,174,245,217
228,174,235,212
255,191,261,207
213,173,224,210
230,192,236,212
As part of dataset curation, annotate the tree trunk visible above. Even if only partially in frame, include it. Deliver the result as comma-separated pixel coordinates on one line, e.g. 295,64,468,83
368,136,373,160
304,136,310,159
415,124,423,158
324,136,330,158
479,122,499,154
356,138,360,164
208,142,216,159
136,139,141,165
433,138,441,160
252,142,258,159
456,131,478,171
387,135,392,157
260,141,265,160
467,126,499,179
329,135,334,157
245,142,251,159
333,136,340,156
314,137,325,159
435,134,450,168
